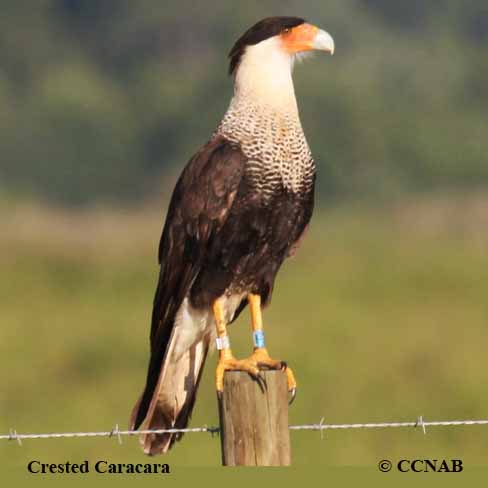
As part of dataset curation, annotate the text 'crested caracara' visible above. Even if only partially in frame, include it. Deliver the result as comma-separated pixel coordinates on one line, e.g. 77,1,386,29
130,16,334,455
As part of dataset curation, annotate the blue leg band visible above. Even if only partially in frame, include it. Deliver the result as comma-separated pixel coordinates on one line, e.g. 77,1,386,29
253,330,265,348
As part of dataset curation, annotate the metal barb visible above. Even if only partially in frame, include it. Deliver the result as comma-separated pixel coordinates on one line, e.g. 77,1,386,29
109,424,123,444
9,429,22,446
205,425,220,437
319,417,326,440
415,415,427,434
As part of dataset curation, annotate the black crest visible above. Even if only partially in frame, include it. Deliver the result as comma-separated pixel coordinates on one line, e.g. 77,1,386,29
228,16,305,75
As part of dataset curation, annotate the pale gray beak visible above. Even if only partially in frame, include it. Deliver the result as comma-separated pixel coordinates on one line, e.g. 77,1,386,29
312,29,335,55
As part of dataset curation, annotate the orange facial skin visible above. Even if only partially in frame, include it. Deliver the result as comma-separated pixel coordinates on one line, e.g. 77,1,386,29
281,23,319,53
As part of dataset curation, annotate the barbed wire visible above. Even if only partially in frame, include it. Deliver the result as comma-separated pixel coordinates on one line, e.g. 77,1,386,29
2,417,488,445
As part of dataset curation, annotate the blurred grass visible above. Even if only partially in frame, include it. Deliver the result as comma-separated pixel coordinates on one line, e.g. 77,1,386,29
1,194,488,471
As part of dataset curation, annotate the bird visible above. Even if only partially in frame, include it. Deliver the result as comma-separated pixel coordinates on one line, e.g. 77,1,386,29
130,16,334,455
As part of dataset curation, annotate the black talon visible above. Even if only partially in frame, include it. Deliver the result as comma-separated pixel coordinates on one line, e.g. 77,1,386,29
257,372,267,393
280,361,287,370
251,371,267,393
288,387,297,405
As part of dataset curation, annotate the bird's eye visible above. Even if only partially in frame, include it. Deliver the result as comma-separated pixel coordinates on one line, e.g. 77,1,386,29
283,28,291,34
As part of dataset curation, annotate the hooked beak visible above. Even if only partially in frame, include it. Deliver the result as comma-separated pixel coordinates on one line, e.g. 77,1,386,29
312,29,335,55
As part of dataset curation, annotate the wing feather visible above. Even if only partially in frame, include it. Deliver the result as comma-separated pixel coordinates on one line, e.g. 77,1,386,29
132,135,247,430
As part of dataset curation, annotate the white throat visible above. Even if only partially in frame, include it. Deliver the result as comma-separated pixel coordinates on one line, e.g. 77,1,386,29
233,37,299,116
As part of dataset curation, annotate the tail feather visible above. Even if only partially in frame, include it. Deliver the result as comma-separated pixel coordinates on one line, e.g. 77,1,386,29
130,329,210,455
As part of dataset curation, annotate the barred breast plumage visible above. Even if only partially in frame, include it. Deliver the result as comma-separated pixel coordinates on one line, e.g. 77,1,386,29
216,97,315,197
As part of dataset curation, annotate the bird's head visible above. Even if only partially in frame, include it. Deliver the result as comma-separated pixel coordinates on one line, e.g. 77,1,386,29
229,17,334,76
228,17,334,111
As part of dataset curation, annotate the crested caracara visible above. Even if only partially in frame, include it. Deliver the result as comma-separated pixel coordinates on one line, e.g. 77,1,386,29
130,16,334,455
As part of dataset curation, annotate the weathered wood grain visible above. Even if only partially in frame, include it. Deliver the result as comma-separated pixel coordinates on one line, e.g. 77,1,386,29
218,370,291,466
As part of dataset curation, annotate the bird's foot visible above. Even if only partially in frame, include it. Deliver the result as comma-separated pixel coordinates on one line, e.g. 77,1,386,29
215,353,265,398
248,348,297,404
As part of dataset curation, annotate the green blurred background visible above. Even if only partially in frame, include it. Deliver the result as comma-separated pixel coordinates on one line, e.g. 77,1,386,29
1,0,488,473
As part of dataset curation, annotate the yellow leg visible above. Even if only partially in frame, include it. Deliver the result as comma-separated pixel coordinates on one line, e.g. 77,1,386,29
213,298,261,393
247,293,297,400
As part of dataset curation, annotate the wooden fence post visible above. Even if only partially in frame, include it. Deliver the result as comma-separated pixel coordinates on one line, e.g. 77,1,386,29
217,370,291,466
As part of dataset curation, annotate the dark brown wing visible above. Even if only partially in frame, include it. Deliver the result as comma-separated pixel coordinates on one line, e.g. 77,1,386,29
131,135,247,430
